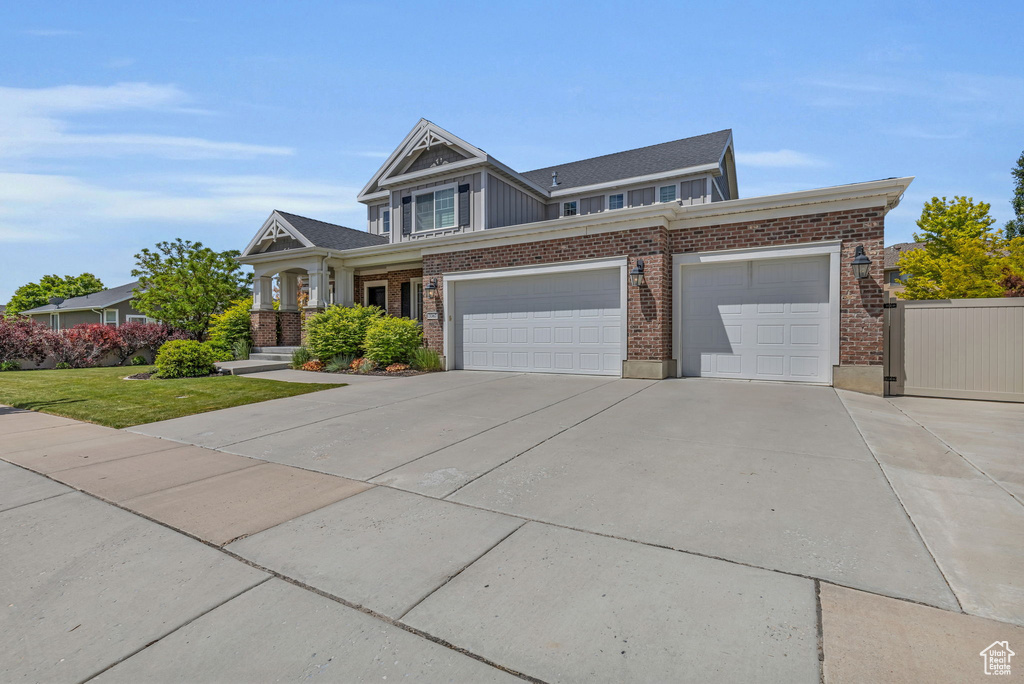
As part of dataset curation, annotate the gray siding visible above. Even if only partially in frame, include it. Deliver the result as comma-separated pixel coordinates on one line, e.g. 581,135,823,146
367,203,391,237
544,203,559,220
28,298,145,330
579,195,604,215
404,146,468,173
393,172,483,243
680,178,708,206
713,173,731,201
629,187,655,207
487,174,546,229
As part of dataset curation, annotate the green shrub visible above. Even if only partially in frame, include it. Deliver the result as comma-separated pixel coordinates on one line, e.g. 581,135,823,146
364,317,422,366
130,355,147,366
325,353,355,373
410,346,443,371
291,346,312,369
305,304,384,361
0,360,20,372
55,362,72,370
203,341,235,363
355,357,377,374
232,338,252,360
207,298,254,351
155,340,216,379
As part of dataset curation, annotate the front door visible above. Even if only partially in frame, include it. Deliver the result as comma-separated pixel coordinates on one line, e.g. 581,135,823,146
367,285,387,312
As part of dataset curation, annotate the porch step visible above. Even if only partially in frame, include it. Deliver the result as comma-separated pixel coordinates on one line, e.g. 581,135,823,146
250,352,295,362
252,346,302,354
215,359,291,375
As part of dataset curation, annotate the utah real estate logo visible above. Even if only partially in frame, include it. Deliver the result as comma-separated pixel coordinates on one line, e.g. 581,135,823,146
980,641,1014,676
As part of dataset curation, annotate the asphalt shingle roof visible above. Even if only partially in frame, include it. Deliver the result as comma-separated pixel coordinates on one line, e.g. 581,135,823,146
884,242,924,270
22,281,140,314
277,211,388,250
520,129,732,191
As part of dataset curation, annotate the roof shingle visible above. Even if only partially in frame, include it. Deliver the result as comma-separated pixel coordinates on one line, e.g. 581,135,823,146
277,211,388,251
22,281,140,314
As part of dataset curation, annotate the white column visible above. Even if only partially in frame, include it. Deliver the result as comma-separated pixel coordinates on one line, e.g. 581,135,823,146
278,272,298,312
252,272,274,311
335,267,355,307
306,268,328,309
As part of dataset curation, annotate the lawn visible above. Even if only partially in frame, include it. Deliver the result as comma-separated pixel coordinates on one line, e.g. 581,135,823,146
0,366,337,429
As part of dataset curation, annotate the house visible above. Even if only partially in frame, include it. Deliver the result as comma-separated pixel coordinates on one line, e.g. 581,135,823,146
22,281,151,329
883,242,923,293
238,119,910,394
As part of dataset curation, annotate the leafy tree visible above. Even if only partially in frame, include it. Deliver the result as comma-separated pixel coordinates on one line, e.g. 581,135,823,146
131,239,252,340
1006,150,1024,240
898,196,1024,299
6,273,105,316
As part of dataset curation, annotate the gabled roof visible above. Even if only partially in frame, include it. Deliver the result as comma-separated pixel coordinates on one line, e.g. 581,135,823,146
275,211,388,250
521,130,733,191
23,281,140,314
884,241,924,269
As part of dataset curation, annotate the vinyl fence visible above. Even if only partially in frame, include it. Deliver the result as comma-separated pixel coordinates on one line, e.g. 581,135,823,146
885,297,1024,402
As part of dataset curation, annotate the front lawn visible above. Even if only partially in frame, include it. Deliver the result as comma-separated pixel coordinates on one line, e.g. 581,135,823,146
0,366,337,429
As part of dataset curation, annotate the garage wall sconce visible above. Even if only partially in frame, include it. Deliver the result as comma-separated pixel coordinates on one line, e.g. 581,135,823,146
424,278,438,298
628,259,646,287
850,245,872,280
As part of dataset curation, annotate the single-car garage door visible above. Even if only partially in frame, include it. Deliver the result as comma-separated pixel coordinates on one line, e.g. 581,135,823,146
454,269,622,376
680,255,832,383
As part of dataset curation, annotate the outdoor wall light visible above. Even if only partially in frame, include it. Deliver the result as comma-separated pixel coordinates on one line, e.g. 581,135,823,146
851,245,872,280
424,278,438,298
628,259,646,287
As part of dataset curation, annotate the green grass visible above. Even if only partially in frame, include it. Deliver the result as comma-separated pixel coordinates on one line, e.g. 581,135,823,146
0,366,339,429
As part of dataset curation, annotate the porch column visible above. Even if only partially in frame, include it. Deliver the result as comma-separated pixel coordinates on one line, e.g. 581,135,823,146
306,268,329,310
335,267,355,307
252,273,274,311
250,269,278,347
278,272,301,347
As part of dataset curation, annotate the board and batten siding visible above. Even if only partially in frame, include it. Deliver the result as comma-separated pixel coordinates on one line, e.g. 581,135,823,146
367,203,390,236
486,173,546,229
885,297,1024,402
393,171,483,242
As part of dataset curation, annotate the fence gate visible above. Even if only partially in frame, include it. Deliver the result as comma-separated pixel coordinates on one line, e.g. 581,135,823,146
885,297,1024,402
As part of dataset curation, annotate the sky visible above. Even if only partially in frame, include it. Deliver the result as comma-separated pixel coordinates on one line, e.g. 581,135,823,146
1,1,1022,303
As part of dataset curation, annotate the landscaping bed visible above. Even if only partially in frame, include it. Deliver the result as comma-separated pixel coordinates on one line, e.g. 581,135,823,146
0,366,335,429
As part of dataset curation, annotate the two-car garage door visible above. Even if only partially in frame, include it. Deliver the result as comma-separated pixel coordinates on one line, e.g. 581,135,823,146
453,269,622,376
679,255,833,383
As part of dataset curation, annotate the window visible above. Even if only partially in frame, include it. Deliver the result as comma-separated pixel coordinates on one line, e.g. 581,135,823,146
103,309,118,327
562,200,578,217
659,184,677,203
608,193,624,210
410,277,423,322
126,315,148,324
382,209,390,233
414,187,456,231
49,313,59,330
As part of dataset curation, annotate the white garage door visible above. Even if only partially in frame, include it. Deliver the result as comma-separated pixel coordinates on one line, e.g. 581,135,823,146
680,255,832,383
454,269,622,376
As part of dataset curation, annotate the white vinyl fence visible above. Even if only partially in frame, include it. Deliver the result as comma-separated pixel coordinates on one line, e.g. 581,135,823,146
885,297,1024,402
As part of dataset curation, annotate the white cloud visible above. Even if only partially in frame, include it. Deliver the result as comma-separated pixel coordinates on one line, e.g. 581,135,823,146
736,150,826,168
0,82,293,159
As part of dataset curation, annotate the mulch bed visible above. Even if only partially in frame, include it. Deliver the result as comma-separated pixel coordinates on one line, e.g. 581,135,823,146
329,369,432,378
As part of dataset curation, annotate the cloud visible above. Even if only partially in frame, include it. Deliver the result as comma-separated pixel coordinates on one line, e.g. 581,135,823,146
0,82,293,159
736,150,826,168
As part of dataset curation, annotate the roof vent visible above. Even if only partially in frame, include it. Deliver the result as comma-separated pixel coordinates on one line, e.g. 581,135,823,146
551,171,560,187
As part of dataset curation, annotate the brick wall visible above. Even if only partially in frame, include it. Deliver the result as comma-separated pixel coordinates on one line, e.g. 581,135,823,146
279,311,301,347
353,268,424,315
250,310,277,347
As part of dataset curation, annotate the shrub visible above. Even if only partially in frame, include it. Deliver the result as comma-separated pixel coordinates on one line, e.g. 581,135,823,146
301,360,325,372
232,338,252,360
0,317,50,365
354,357,376,374
325,353,355,373
48,324,121,368
155,340,216,378
208,298,253,351
305,304,384,361
291,347,312,369
130,355,148,366
1,360,20,372
364,317,422,366
202,340,235,363
113,322,172,364
55,361,72,370
409,347,443,372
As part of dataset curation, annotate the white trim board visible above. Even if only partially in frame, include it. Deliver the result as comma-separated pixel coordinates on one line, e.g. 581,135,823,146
672,240,842,381
362,279,388,312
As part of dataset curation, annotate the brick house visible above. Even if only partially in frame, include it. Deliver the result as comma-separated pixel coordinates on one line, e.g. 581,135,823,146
238,119,911,394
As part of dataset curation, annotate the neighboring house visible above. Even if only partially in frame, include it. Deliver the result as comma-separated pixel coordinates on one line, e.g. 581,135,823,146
239,119,911,394
883,242,924,293
22,282,151,329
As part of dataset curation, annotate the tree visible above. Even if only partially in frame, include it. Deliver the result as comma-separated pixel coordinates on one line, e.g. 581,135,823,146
131,239,252,339
1006,150,1024,240
898,196,1024,299
6,273,105,316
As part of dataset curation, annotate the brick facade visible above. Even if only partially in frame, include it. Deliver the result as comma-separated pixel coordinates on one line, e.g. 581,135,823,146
250,310,277,347
353,268,424,316
278,311,301,347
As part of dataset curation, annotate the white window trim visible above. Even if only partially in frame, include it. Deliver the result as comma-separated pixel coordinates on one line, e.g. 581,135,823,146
125,314,149,324
657,183,678,204
412,182,458,233
103,309,119,326
409,276,423,321
363,279,388,313
382,208,391,233
441,256,629,372
49,312,59,329
607,192,626,210
561,199,578,218
671,240,842,382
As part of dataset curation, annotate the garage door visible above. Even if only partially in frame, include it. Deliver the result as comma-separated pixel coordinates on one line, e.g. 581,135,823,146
454,269,622,375
680,255,831,382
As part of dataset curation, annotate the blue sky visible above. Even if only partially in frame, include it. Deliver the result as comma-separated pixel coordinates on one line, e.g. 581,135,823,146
1,1,1022,303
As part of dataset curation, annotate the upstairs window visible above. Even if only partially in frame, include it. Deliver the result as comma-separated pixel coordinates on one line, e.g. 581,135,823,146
414,187,456,231
382,209,390,232
562,200,578,217
659,184,677,203
608,193,624,210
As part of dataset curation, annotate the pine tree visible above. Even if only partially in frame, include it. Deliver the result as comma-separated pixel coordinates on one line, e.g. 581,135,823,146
1007,150,1024,239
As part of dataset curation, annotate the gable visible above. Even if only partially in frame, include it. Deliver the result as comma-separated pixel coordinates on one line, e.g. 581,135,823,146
242,213,313,257
404,144,469,174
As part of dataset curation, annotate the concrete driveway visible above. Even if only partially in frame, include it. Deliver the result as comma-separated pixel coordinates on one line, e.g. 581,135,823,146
3,372,1022,682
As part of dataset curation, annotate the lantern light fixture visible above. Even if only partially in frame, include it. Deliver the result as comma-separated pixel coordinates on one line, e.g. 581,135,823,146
851,245,872,280
628,259,646,287
424,278,438,298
